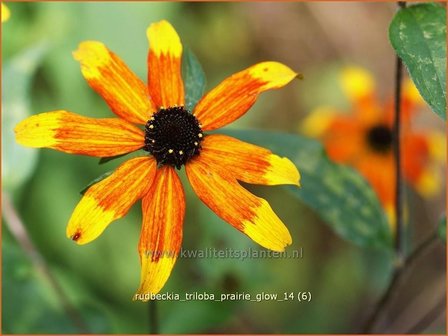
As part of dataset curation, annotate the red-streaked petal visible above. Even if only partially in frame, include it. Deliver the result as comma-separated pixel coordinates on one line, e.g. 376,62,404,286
66,157,157,245
200,134,300,186
193,62,298,131
15,111,145,157
186,156,292,252
147,20,184,108
74,41,155,124
135,166,185,299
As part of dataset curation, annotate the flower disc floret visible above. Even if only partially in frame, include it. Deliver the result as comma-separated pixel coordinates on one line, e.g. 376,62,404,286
144,106,203,169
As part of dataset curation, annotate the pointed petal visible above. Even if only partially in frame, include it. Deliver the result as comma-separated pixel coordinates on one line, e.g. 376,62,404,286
147,20,184,108
15,111,145,157
200,134,300,186
74,41,155,124
136,166,185,299
186,156,292,252
67,157,157,245
193,62,298,131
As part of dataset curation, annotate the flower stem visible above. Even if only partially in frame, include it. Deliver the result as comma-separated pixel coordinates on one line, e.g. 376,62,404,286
394,1,407,268
2,191,89,333
149,300,159,334
363,2,413,332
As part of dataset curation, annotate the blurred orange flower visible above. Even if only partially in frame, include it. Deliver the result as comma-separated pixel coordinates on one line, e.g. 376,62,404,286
302,67,445,226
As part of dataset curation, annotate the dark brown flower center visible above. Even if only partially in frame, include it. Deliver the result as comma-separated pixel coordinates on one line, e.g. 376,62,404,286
366,124,393,153
144,106,203,169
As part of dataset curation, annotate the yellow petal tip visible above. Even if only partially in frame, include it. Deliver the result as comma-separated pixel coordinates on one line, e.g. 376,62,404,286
266,155,301,187
146,20,182,57
249,62,299,90
73,41,110,78
243,200,293,252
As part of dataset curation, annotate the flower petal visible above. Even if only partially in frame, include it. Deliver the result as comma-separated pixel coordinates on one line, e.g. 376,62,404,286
340,66,375,103
200,134,300,186
73,41,155,124
323,116,364,163
147,20,184,108
402,133,429,183
355,154,395,210
67,157,157,245
136,166,185,298
300,107,338,138
186,156,292,252
402,78,425,121
427,132,446,163
340,66,382,125
194,62,298,131
15,111,145,157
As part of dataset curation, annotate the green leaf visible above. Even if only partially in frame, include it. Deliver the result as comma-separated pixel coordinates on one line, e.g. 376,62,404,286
2,42,49,192
389,3,447,120
222,129,393,250
182,47,206,111
98,153,129,165
98,149,147,165
80,171,113,195
438,213,446,242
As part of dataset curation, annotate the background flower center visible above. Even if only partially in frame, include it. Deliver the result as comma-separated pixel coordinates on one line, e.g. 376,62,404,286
366,124,393,153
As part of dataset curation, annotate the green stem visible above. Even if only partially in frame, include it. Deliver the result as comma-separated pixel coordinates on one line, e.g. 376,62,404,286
149,300,159,334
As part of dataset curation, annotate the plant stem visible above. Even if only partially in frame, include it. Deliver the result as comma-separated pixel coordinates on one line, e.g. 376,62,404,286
363,232,438,332
394,0,407,267
2,191,89,333
149,300,159,334
363,2,412,332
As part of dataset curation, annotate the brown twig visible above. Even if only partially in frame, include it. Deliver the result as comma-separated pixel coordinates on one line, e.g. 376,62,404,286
2,191,89,333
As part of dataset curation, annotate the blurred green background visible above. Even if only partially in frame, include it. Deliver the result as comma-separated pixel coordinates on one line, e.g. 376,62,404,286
2,2,446,334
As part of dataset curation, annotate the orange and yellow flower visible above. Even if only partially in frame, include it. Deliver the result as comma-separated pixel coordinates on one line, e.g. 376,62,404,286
15,20,300,299
302,67,445,226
